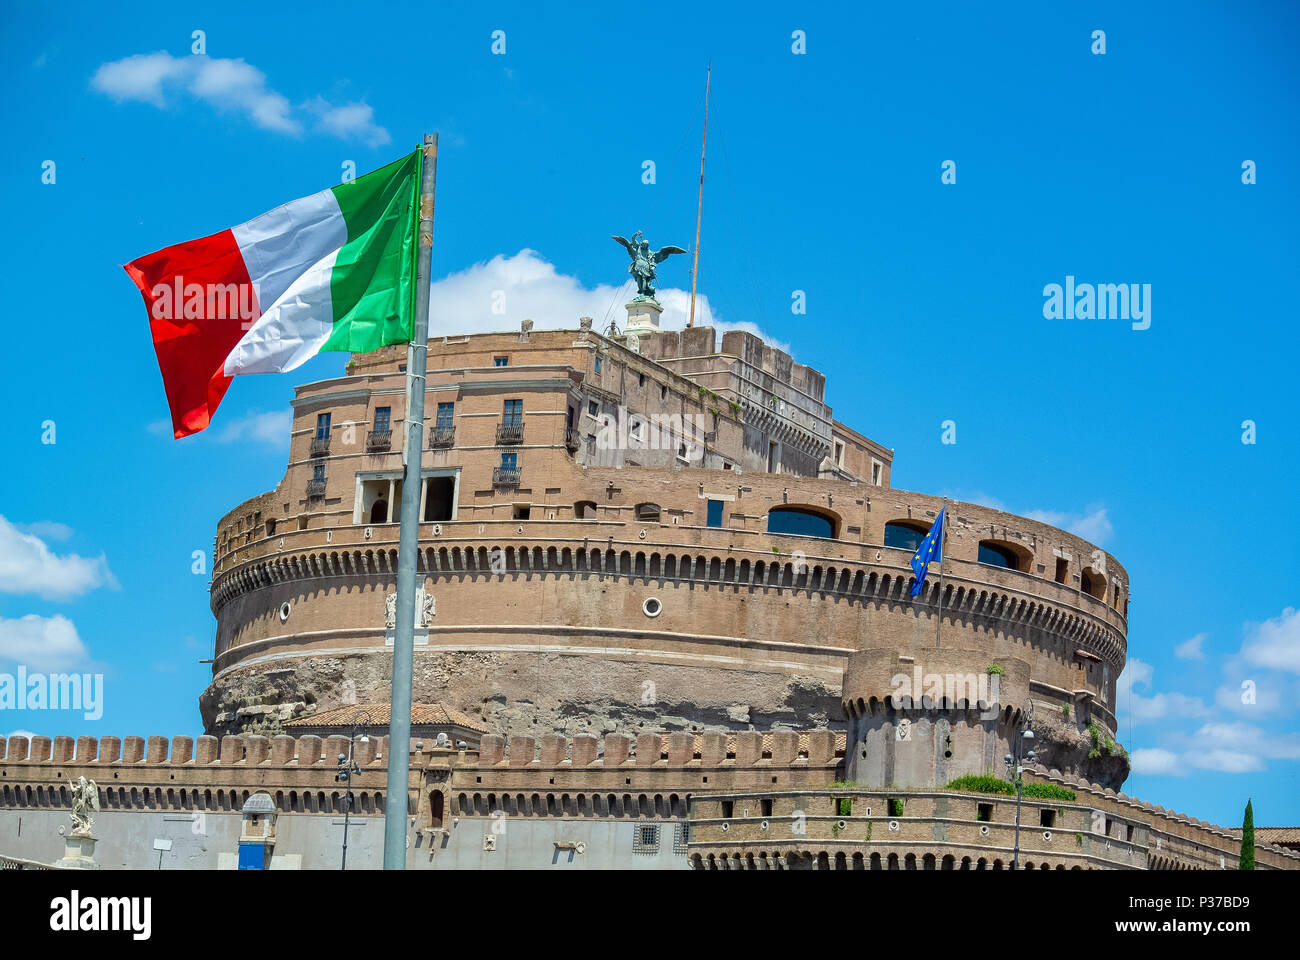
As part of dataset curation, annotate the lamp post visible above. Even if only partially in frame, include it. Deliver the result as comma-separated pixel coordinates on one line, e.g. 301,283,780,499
1003,700,1036,870
335,710,372,870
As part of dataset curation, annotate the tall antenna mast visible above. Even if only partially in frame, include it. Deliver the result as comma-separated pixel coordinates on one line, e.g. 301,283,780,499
688,63,710,328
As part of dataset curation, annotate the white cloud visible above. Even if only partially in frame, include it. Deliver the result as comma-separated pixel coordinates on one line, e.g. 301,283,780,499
1128,722,1300,776
0,615,88,671
1175,632,1208,660
92,52,388,144
91,51,188,107
1024,504,1113,546
428,249,788,350
1191,721,1300,760
0,516,116,601
1239,607,1300,674
14,521,73,542
214,409,292,446
1214,679,1284,714
306,97,391,147
1116,658,1208,725
1129,748,1186,776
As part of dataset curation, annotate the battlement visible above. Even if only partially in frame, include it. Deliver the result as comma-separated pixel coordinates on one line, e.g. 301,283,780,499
0,732,390,767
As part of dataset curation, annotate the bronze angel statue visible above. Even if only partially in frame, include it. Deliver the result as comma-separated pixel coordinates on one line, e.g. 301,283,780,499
70,775,100,837
612,231,687,300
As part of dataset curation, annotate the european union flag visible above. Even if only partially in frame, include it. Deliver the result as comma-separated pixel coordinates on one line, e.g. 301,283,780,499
909,508,946,597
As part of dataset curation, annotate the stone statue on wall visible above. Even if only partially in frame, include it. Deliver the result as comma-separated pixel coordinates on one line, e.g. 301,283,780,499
612,231,686,300
70,776,99,837
387,589,434,628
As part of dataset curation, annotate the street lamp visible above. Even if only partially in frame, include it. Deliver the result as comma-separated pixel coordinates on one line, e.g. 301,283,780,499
1002,699,1036,870
335,709,372,870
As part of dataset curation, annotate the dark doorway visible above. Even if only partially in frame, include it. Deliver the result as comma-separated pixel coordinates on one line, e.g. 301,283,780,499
424,476,455,522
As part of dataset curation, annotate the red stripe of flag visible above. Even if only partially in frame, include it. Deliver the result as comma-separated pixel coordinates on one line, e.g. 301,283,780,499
124,228,261,438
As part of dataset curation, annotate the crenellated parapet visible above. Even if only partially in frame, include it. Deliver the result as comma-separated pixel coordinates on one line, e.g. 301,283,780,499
1026,767,1300,871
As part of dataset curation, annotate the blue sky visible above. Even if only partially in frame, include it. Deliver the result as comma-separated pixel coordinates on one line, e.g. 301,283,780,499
1,1,1297,829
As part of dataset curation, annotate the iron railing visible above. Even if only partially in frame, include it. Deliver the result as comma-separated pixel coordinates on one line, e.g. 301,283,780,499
496,421,524,445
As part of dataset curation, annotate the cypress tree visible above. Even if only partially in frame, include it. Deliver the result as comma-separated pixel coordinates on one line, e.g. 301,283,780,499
1239,799,1255,870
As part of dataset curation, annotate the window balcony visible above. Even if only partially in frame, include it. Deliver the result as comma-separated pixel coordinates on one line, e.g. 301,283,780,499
310,436,331,457
429,426,455,449
493,467,521,487
496,421,524,445
306,478,327,499
366,428,392,451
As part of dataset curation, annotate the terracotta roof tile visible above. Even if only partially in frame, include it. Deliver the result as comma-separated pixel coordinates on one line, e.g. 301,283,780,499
283,703,487,733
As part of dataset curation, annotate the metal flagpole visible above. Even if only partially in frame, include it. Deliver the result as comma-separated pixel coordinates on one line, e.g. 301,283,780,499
687,63,710,329
935,499,947,649
384,132,438,869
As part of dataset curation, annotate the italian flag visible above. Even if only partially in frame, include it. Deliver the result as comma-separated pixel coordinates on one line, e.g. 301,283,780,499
125,149,421,438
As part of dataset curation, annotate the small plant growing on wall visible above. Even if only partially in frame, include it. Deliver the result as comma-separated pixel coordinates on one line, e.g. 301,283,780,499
1061,703,1070,719
985,664,1005,676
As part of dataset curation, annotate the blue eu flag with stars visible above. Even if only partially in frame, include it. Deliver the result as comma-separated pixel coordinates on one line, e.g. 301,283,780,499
909,508,946,597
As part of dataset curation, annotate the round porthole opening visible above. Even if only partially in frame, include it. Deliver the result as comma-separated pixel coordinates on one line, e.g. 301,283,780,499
278,601,291,622
642,597,662,618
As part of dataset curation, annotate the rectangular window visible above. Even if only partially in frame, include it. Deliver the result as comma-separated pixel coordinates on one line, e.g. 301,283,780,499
834,441,845,466
436,402,454,430
312,462,325,482
977,803,993,822
500,452,518,470
513,504,531,520
720,800,734,818
1055,557,1069,584
373,406,391,432
706,500,724,528
494,356,508,367
594,356,603,374
1039,809,1056,828
760,798,773,817
567,406,575,429
871,460,882,485
503,399,522,426
587,400,599,416
316,413,331,438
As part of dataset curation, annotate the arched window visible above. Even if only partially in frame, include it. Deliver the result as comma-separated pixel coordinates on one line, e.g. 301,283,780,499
978,540,1027,571
1081,567,1106,599
370,497,389,524
574,500,598,520
884,521,928,552
768,506,837,539
635,502,661,523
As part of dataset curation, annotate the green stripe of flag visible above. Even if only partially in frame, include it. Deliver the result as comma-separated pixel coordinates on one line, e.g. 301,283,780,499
321,148,422,355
